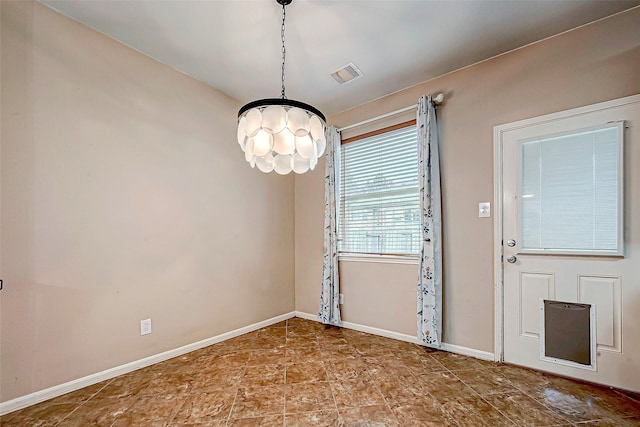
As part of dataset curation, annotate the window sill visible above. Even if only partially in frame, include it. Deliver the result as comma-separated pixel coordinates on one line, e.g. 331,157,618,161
338,253,420,265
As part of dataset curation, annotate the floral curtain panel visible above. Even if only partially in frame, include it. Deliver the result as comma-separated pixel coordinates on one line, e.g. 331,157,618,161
417,95,443,347
319,126,342,326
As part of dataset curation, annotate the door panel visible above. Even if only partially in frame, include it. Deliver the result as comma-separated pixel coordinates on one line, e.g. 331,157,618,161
500,95,640,392
519,272,555,338
577,275,621,352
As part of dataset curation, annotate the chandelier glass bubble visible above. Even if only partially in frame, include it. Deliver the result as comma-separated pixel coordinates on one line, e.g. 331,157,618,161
237,0,327,175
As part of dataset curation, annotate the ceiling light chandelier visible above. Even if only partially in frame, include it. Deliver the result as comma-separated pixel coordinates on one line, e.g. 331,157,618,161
236,0,327,174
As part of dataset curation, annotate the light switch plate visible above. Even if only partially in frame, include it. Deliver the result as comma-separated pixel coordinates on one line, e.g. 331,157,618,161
140,319,152,335
479,202,491,218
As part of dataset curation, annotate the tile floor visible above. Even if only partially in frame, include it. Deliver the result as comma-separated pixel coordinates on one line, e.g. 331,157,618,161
1,317,639,426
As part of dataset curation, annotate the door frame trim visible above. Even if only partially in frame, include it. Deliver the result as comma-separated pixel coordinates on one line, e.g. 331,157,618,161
492,93,640,364
493,123,505,362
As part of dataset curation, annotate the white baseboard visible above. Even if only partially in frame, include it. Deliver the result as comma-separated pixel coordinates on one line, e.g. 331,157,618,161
292,312,323,325
294,311,421,345
2,310,495,416
439,342,495,361
0,312,296,416
295,311,495,361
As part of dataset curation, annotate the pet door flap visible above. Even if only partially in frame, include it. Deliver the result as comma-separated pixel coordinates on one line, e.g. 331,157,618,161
543,300,592,365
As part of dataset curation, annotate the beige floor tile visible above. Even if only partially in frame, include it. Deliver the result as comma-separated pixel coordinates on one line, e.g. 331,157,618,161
495,364,555,391
533,388,634,423
317,334,349,347
0,402,78,427
286,335,319,348
214,339,259,353
453,367,518,395
339,404,402,426
231,385,285,419
324,358,369,381
139,372,193,396
358,355,389,373
576,417,640,426
483,391,572,426
285,410,340,426
227,414,284,426
285,382,335,414
171,420,227,426
97,372,155,398
248,348,287,366
253,336,287,350
320,344,361,361
210,350,253,368
372,375,428,404
353,342,399,358
561,383,640,419
286,318,314,328
161,354,204,373
53,396,136,427
171,390,236,424
286,346,324,363
330,378,385,408
391,398,459,426
440,394,517,426
241,364,285,387
395,352,448,375
111,394,187,426
258,327,287,340
287,325,321,338
286,361,327,384
430,350,490,370
190,366,244,393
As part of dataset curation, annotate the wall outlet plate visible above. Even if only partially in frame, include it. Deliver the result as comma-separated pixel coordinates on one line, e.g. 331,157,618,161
479,202,491,218
140,319,152,335
339,294,344,305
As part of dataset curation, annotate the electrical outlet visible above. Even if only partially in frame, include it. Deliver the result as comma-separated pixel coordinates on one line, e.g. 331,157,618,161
478,202,491,218
140,319,152,335
339,294,344,305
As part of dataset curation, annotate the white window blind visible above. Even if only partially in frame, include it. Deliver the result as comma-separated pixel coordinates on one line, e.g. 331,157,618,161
520,123,623,254
339,125,420,255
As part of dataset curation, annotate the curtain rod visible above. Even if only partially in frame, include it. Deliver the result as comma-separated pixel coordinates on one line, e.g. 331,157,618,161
337,93,444,132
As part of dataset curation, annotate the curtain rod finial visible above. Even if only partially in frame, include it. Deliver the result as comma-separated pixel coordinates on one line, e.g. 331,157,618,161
433,93,444,104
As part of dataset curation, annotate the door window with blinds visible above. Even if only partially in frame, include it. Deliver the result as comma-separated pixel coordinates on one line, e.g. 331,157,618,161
518,122,624,256
339,123,420,256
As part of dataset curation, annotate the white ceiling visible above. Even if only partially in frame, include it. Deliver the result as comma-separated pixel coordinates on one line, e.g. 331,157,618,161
40,0,639,116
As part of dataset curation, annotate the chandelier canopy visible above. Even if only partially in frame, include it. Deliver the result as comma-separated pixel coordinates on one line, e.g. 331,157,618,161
236,0,327,175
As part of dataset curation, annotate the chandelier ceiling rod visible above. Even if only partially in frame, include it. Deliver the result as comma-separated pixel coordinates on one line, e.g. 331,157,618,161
280,0,287,99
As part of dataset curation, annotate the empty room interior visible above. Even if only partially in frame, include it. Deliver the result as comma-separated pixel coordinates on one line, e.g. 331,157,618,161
1,0,640,426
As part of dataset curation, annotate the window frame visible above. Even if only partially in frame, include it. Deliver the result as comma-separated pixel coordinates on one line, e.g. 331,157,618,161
337,120,421,263
515,121,625,257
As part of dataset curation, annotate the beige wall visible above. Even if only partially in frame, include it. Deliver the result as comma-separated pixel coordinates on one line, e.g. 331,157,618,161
295,8,640,352
2,0,640,405
1,1,295,402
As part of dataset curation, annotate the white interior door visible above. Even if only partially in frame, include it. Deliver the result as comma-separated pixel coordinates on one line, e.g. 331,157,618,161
499,95,640,392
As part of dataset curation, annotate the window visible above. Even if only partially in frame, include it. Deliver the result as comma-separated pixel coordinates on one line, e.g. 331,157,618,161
338,123,420,256
519,122,624,255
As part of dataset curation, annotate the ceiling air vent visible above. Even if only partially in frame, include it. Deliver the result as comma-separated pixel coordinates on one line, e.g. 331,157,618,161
330,63,363,84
